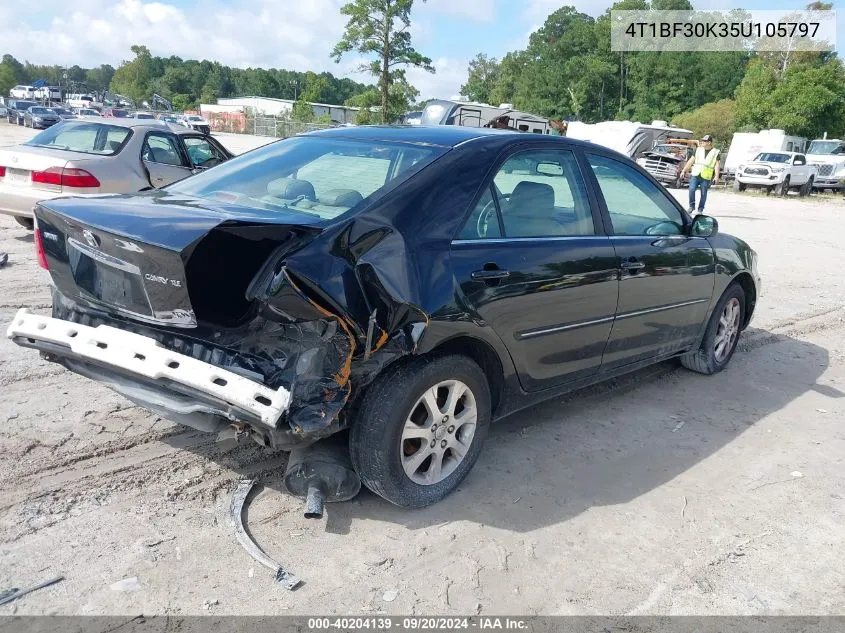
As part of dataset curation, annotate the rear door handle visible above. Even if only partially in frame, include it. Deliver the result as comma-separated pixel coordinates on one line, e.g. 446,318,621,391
620,260,646,272
471,269,510,280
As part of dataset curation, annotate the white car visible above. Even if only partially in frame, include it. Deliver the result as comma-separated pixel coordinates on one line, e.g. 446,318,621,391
181,114,211,134
734,151,818,197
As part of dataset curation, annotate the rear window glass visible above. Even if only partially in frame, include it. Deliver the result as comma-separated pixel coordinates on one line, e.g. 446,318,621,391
30,107,49,114
25,123,132,156
168,136,447,222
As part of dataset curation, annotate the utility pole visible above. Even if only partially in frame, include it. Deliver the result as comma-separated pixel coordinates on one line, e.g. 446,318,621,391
291,79,299,101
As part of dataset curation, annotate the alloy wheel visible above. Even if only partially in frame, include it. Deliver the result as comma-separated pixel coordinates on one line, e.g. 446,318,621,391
714,297,741,363
400,380,477,485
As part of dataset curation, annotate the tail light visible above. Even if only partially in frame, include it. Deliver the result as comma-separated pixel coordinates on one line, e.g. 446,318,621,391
32,167,100,188
0,166,5,177
34,227,49,270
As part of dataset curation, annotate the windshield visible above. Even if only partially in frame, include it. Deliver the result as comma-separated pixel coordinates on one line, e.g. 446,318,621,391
81,109,99,115
754,153,790,163
135,113,154,119
14,101,36,110
30,107,49,114
168,136,447,222
187,116,204,121
25,122,132,156
807,140,843,155
111,109,129,117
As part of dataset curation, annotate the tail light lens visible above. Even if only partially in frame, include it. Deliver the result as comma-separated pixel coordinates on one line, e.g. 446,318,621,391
0,166,5,177
32,167,100,188
34,227,49,270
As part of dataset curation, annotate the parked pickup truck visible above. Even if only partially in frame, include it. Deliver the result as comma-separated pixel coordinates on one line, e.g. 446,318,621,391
733,151,818,197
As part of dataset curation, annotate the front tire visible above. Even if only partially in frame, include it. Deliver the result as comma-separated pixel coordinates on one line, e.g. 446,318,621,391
775,176,790,197
799,177,813,197
681,284,746,375
733,180,746,192
349,355,491,508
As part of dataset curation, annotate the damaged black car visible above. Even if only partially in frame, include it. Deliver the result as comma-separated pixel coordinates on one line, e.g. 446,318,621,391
8,126,760,509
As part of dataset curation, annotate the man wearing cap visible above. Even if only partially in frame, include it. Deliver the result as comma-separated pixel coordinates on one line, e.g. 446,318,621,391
681,135,720,214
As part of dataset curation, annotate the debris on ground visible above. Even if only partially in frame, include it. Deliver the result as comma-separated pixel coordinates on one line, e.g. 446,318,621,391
382,588,398,602
230,480,302,590
0,575,64,606
109,577,140,592
0,253,8,268
202,598,219,609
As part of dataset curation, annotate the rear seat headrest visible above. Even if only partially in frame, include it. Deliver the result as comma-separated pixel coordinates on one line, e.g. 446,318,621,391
267,177,316,200
320,189,363,207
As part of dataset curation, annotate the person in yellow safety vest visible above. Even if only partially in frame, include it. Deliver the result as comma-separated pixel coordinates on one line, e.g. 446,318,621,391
681,134,720,215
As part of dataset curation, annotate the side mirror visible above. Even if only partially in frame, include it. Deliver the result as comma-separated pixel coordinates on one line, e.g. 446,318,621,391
691,214,718,237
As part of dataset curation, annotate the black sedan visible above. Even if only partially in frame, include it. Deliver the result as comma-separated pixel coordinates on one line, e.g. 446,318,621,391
23,106,60,129
6,99,37,125
8,126,760,509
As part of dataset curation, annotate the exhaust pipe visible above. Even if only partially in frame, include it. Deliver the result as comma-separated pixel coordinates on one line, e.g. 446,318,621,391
284,436,360,519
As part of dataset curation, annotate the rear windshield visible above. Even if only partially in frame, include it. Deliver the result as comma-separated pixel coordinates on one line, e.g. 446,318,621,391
135,113,154,119
25,122,133,156
14,101,36,110
168,136,447,222
111,109,129,117
30,107,49,114
754,153,790,163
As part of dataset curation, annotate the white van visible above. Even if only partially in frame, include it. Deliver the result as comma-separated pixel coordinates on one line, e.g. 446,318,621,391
9,85,36,99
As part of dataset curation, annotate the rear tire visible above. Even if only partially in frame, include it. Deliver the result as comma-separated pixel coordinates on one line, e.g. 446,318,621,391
14,216,34,230
349,355,491,508
681,284,746,375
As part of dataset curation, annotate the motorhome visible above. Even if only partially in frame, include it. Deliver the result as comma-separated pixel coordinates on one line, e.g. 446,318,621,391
805,136,845,191
419,99,552,134
565,120,693,159
723,130,807,179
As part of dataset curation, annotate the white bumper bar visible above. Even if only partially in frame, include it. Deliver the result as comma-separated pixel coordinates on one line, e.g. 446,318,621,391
7,309,291,427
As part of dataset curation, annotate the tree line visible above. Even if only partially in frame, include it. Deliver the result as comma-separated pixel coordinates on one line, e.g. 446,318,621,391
0,46,374,115
461,0,844,144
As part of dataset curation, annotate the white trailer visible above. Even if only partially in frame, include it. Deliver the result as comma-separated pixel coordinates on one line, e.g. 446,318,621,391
565,120,693,159
723,130,807,179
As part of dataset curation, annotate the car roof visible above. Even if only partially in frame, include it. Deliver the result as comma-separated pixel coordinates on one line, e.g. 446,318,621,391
57,118,200,135
306,124,612,153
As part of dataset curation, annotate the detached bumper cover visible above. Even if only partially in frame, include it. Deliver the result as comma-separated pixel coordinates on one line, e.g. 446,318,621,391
7,309,291,427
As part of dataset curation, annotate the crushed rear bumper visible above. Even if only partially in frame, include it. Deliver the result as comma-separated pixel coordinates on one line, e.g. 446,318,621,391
7,309,291,428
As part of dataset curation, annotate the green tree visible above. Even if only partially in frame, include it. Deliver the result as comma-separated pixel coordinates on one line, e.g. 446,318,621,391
292,99,315,122
734,59,777,131
331,0,433,122
488,52,526,107
673,99,738,146
110,45,156,105
0,64,15,98
460,54,499,103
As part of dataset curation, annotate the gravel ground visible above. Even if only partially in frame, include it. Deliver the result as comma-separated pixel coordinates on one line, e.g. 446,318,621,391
0,122,844,616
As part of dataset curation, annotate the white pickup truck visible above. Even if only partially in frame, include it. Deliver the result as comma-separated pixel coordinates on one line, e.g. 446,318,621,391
734,151,818,196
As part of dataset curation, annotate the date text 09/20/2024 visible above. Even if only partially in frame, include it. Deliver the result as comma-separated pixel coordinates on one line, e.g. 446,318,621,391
308,617,529,630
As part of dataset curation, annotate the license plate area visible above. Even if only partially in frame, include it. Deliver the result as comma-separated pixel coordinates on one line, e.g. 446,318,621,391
5,168,29,184
68,238,153,317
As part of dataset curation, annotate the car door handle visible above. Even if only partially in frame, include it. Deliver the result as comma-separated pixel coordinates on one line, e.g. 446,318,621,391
620,260,646,272
471,269,510,280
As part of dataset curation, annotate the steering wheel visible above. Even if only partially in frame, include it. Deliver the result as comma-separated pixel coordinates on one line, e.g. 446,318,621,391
475,198,499,238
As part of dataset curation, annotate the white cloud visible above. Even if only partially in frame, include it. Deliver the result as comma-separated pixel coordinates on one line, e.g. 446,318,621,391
406,56,469,100
420,0,497,23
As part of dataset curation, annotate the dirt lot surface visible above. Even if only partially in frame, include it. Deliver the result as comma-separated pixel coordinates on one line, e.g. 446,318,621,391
1,122,844,616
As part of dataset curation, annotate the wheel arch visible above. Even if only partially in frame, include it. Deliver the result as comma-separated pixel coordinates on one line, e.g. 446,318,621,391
427,335,506,416
731,271,757,329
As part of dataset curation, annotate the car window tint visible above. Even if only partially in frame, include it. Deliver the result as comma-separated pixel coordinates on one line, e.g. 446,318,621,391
491,149,593,238
143,134,184,166
183,137,225,168
297,152,390,199
25,123,131,156
459,185,503,240
587,153,684,236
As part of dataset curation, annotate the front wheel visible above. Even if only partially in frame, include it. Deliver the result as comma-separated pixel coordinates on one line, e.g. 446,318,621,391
775,176,790,197
349,355,491,508
681,284,746,375
733,180,746,192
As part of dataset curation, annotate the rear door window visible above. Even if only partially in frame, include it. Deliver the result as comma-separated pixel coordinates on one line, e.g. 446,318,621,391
142,133,186,166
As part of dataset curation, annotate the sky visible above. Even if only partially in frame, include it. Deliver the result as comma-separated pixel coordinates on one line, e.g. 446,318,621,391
0,0,841,102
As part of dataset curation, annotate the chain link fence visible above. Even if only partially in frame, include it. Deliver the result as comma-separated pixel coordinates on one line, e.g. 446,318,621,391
251,115,333,138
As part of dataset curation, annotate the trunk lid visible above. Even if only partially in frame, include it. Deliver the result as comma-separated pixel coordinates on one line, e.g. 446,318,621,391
0,145,72,194
36,191,324,329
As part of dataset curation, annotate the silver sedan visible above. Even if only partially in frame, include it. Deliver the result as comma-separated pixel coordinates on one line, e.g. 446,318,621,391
0,119,233,228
